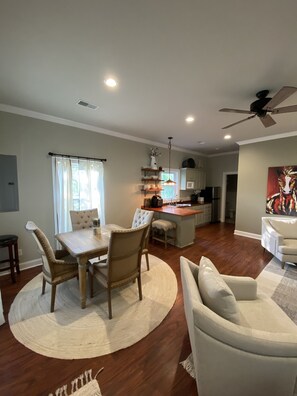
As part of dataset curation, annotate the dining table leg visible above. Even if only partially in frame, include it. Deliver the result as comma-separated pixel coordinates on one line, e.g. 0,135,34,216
78,257,88,309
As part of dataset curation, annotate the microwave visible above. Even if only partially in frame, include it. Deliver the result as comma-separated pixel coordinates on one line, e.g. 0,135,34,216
186,181,195,189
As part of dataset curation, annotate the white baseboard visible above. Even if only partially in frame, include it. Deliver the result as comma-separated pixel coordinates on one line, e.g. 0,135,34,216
234,230,261,240
0,258,42,277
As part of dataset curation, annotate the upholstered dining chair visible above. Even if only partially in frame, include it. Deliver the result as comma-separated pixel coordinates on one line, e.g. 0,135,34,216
25,221,78,313
70,208,99,231
131,208,154,270
89,224,149,319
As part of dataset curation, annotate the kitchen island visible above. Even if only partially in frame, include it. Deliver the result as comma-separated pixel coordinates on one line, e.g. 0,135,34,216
144,206,202,248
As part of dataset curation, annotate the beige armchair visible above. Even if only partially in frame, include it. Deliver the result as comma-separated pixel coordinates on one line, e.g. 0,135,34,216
89,224,149,319
25,221,78,312
131,208,154,270
70,208,98,230
261,216,297,268
180,255,297,396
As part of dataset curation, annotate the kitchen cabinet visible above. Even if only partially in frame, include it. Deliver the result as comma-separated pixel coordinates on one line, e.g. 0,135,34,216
180,168,206,191
191,204,212,226
141,167,163,195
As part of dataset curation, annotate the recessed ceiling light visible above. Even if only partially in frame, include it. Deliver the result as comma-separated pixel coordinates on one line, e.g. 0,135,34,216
185,116,195,123
197,141,205,145
224,134,231,140
104,78,118,88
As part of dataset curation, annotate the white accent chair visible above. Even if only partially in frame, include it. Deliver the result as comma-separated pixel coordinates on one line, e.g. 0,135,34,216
70,208,99,230
180,255,297,396
131,208,154,270
261,216,297,268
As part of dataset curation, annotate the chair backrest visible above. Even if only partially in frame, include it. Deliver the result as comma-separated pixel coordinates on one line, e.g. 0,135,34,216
132,208,154,228
70,208,98,230
25,221,56,276
131,208,154,248
107,224,149,283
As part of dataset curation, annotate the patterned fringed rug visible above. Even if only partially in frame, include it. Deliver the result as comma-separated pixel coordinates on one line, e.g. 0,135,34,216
48,368,103,396
9,255,177,359
180,258,297,379
256,258,297,325
180,353,195,378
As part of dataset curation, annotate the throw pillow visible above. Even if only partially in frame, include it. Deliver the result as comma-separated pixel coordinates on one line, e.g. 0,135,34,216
199,256,220,274
198,264,240,324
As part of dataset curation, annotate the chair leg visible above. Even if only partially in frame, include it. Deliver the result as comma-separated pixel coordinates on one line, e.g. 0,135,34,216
145,251,150,271
14,241,20,274
42,277,46,295
50,284,56,313
89,270,94,298
8,244,16,283
137,275,143,301
107,288,112,319
164,230,168,249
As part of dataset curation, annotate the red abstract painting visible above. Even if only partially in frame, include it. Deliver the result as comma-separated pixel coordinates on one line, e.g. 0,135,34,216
266,166,297,216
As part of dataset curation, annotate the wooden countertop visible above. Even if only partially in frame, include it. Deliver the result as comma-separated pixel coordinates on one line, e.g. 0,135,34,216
143,206,203,217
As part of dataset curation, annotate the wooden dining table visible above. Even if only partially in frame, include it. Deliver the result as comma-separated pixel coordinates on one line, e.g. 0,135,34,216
55,224,123,308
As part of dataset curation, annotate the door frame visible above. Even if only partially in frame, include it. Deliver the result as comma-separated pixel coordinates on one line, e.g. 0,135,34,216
220,171,238,222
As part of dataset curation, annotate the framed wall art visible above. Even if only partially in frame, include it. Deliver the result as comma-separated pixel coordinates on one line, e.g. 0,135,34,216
266,165,297,216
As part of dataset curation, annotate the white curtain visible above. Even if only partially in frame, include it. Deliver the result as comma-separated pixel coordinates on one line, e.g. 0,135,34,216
52,157,105,234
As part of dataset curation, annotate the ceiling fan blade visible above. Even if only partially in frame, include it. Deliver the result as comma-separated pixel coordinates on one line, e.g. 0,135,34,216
220,108,253,115
259,114,276,128
263,86,297,111
271,104,297,114
222,114,256,129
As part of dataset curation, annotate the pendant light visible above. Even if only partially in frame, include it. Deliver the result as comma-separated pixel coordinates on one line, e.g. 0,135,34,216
164,136,176,185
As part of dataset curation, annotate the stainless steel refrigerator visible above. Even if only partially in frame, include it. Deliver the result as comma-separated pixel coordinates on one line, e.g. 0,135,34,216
200,187,220,223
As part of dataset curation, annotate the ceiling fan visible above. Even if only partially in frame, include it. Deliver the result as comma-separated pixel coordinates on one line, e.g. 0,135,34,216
220,86,297,129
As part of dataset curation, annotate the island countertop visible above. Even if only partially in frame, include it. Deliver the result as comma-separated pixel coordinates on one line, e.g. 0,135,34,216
143,206,202,217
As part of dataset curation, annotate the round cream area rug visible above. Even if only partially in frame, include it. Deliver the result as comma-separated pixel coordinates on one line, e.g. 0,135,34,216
9,255,177,359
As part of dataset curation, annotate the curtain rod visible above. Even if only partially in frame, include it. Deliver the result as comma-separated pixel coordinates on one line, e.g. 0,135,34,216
48,152,107,162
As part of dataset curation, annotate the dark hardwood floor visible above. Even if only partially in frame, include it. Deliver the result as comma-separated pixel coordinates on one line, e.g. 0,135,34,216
0,223,272,396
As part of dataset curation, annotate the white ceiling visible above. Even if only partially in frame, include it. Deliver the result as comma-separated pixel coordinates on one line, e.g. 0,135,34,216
1,1,297,155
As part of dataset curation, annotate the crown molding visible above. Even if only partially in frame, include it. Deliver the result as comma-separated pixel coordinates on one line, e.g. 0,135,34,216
237,130,297,146
207,150,239,158
0,103,204,156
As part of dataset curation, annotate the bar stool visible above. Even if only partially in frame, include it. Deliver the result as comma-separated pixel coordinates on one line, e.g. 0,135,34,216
0,235,20,283
151,219,176,248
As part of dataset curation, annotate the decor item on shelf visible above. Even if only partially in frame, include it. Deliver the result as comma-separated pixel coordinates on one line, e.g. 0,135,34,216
164,137,176,185
182,158,196,168
149,147,161,169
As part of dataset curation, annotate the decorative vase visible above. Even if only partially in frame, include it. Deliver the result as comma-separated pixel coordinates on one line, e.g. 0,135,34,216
150,155,157,169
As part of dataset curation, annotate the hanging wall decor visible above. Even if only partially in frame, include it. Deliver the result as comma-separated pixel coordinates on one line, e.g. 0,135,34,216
266,165,297,216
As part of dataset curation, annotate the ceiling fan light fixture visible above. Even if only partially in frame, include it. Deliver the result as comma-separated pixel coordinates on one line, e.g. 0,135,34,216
220,86,297,129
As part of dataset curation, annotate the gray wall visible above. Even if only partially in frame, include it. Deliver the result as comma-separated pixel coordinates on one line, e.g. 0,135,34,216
205,153,239,187
236,135,297,235
0,111,203,263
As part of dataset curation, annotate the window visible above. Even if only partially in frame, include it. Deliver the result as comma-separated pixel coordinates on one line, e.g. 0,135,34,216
161,168,180,202
52,157,105,234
